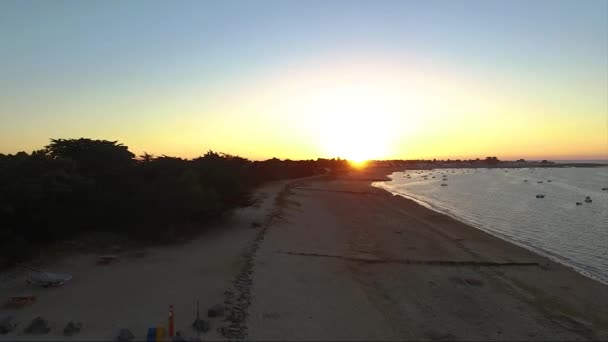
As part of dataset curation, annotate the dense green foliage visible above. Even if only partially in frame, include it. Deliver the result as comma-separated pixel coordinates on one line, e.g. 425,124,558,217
0,138,349,266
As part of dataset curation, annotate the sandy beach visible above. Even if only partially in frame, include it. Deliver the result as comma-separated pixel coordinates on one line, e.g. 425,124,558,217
0,180,291,341
248,168,608,341
1,168,607,341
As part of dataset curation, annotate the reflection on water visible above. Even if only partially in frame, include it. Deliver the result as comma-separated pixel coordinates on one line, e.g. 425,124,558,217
374,167,608,284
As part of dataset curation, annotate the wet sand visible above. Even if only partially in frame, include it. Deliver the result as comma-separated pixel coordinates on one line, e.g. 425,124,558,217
1,168,607,341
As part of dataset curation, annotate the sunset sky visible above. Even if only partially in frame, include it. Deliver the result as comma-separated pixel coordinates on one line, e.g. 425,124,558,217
1,0,607,161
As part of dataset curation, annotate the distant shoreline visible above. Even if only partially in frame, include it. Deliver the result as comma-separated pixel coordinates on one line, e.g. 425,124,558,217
368,162,608,170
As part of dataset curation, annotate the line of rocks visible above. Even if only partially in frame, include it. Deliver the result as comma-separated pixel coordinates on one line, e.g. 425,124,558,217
0,316,82,336
220,224,267,340
219,185,290,340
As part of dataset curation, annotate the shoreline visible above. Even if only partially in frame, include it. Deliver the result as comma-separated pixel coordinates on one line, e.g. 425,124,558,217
372,170,608,286
249,167,608,340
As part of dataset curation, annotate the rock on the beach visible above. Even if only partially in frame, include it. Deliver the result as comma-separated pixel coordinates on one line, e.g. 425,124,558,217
25,316,50,334
117,328,134,341
172,331,203,342
219,325,244,339
0,316,18,334
191,318,210,333
171,330,187,342
63,321,83,336
208,304,225,317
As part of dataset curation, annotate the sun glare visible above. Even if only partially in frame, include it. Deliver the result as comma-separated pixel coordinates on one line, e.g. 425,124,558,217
349,159,368,168
308,83,400,162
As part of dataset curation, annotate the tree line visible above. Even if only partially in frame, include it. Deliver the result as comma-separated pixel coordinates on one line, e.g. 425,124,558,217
0,138,349,267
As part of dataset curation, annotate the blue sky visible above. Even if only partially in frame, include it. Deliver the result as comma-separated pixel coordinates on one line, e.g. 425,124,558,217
1,0,606,159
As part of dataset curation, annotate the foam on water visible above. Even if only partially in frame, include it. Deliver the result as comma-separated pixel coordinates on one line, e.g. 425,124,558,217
373,167,608,284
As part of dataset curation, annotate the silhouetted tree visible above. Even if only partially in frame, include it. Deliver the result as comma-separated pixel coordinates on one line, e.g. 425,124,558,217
485,156,500,165
0,138,352,268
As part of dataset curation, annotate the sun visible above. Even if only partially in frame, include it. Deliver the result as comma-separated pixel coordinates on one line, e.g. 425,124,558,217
323,132,388,163
311,84,398,163
348,159,369,169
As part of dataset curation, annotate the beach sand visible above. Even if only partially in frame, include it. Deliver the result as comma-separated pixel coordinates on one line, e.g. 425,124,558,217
0,181,289,341
247,167,608,341
1,168,607,340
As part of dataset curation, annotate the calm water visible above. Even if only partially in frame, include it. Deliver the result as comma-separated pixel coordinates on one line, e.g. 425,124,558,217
373,167,608,284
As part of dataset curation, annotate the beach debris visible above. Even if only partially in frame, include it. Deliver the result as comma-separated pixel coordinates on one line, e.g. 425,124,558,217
192,319,210,333
251,221,262,228
585,196,592,203
117,328,134,341
536,194,545,198
576,202,582,206
25,316,50,334
192,300,210,333
6,294,37,308
208,304,225,318
97,255,119,265
63,321,83,336
171,331,202,342
26,270,72,287
172,330,187,342
219,326,242,338
602,187,608,191
0,316,18,334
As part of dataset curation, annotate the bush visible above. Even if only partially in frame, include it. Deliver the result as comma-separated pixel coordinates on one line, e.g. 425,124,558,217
0,138,351,265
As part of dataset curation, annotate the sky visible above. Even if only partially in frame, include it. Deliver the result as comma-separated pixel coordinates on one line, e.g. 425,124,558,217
1,0,607,161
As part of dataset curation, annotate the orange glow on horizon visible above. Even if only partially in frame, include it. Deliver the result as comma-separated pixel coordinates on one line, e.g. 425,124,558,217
1,56,605,161
349,159,369,168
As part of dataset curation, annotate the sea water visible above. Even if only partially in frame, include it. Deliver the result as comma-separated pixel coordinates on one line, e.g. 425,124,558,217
373,167,608,284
